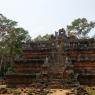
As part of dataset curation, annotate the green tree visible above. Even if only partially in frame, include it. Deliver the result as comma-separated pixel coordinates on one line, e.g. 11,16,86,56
0,14,31,76
34,34,51,41
67,18,95,38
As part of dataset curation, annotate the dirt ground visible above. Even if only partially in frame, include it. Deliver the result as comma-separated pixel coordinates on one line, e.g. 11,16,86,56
47,89,70,95
0,85,71,95
0,88,71,95
19,89,70,95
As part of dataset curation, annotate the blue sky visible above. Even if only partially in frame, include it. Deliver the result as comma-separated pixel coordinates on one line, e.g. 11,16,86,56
0,0,95,38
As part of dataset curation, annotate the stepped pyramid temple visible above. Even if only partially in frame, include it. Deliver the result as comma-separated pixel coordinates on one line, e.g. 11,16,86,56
5,28,95,87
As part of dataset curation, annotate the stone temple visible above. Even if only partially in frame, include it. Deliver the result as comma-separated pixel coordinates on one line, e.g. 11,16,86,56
5,28,95,87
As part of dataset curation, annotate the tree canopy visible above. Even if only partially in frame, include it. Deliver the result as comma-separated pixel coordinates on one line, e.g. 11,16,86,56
34,34,51,41
67,18,95,38
0,14,31,76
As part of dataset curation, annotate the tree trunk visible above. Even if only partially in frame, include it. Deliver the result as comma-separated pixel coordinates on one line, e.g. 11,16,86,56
0,55,4,77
